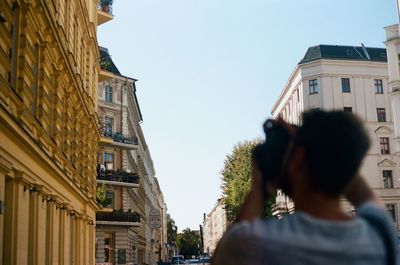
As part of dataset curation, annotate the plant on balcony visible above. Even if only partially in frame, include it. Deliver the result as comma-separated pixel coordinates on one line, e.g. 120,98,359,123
113,132,124,142
99,0,113,13
99,59,111,71
97,184,112,207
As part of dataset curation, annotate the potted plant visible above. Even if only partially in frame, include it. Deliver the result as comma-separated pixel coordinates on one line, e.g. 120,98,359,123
100,0,113,13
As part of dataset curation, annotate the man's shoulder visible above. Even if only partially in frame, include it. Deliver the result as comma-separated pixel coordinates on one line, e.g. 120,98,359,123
222,217,291,243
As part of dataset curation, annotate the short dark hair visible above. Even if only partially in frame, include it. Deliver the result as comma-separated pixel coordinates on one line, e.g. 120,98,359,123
295,110,370,196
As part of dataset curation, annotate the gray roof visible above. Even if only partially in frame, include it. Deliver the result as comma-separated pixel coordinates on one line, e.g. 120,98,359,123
299,45,387,64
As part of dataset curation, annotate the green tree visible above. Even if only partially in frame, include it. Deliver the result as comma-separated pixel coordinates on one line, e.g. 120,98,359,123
221,139,275,222
176,228,200,259
167,214,177,244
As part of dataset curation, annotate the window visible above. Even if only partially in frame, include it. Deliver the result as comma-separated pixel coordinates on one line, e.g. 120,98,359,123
380,137,390,154
386,204,397,222
104,153,114,170
105,85,113,102
383,170,394,188
104,153,114,162
309,79,318,94
377,108,386,122
375,79,383,94
104,232,115,262
343,107,352,113
105,191,114,208
296,89,300,102
341,78,351,93
104,117,113,137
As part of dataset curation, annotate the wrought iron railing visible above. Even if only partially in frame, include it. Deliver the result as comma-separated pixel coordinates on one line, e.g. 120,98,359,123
97,168,140,184
98,117,139,145
97,0,113,15
96,211,140,223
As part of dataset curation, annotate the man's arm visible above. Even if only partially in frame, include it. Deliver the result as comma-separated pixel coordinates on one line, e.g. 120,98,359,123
236,160,275,222
343,175,383,208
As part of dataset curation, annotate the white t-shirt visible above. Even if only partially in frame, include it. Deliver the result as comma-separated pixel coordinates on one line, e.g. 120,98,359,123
213,203,395,265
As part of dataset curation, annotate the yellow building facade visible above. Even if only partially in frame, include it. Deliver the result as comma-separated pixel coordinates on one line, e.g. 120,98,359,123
0,0,107,264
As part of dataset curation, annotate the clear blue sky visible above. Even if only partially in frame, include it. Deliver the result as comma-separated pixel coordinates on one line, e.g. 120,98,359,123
98,0,397,230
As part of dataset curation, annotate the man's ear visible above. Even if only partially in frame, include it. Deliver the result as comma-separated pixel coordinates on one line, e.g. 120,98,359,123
290,146,306,176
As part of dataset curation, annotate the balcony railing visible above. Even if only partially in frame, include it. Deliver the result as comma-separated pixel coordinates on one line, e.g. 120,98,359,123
99,117,139,146
97,0,113,15
97,168,140,185
96,210,140,223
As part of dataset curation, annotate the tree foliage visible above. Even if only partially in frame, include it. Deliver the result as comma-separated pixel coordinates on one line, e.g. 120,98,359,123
221,139,275,222
176,228,200,258
167,214,177,244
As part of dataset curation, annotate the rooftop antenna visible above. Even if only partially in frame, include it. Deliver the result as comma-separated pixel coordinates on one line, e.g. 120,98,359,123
360,43,371,60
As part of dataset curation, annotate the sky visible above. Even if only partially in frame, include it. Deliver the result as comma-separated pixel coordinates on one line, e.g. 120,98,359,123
98,0,398,230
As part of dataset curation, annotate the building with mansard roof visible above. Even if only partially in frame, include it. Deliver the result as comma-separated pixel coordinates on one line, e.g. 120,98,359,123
271,44,400,232
96,46,167,265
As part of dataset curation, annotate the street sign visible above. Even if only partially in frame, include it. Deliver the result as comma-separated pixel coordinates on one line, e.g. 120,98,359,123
149,208,162,229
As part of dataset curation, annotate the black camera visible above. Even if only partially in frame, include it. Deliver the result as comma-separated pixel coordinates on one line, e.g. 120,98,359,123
253,120,295,194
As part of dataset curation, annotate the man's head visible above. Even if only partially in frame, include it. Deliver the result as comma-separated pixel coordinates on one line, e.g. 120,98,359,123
283,110,370,197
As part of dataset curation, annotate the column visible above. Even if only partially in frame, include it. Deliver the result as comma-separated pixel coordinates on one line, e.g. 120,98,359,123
4,175,30,265
0,158,12,265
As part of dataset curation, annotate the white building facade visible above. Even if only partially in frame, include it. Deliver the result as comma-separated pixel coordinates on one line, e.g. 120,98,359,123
271,45,400,231
202,199,229,256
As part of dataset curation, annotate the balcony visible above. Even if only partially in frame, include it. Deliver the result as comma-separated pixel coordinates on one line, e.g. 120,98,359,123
96,210,141,227
97,168,140,188
97,0,114,26
99,117,139,150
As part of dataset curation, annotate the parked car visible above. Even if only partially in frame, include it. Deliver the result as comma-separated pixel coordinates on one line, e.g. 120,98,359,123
198,257,211,264
171,255,185,264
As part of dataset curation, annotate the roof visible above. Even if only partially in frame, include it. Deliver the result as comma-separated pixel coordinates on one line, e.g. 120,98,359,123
299,45,387,64
99,46,121,75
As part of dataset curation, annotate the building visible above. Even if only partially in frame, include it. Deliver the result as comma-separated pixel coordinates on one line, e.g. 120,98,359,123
95,46,143,265
202,199,229,256
0,0,109,264
271,44,400,231
384,2,400,161
152,177,168,263
95,47,167,265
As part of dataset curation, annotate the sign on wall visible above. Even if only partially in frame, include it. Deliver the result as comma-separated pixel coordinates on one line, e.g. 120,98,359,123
150,208,162,229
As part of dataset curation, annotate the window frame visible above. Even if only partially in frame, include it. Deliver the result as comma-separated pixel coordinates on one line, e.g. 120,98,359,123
383,170,394,189
104,152,114,163
385,204,397,223
104,116,113,137
341,78,351,93
377,108,387,122
309,79,318,95
380,137,390,154
343,107,353,113
374,79,383,94
105,85,113,102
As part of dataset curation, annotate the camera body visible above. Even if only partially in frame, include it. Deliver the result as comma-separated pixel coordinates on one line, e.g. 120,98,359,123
253,120,295,196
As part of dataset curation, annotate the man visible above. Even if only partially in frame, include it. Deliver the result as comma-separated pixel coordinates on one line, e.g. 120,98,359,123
213,110,397,265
